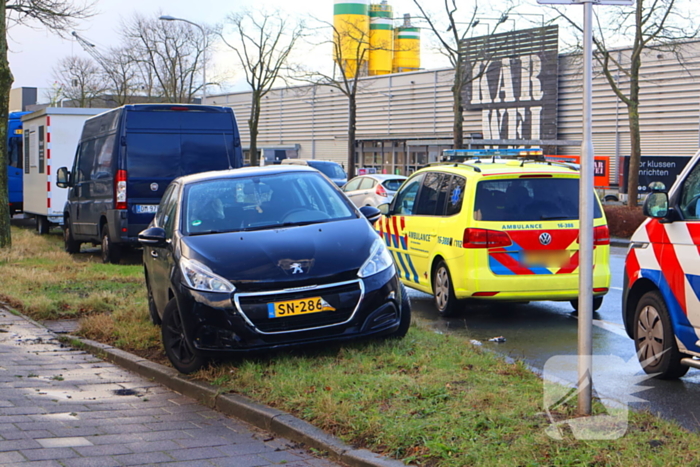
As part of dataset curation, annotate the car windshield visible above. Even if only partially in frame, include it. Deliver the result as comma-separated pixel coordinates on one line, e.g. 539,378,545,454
382,179,405,191
308,161,346,179
183,171,356,235
473,178,602,221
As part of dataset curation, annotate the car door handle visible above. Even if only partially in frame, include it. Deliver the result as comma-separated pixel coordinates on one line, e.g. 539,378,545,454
150,250,158,258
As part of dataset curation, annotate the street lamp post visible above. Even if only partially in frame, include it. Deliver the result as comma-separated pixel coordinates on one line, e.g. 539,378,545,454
159,15,207,103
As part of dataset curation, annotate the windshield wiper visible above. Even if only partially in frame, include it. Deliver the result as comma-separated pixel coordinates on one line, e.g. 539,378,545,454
540,215,573,220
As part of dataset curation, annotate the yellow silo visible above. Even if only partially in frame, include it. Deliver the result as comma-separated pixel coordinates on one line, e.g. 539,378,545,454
334,0,370,79
368,1,393,76
393,14,420,73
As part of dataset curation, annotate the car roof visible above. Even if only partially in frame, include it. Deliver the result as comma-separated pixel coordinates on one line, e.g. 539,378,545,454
175,165,317,185
352,174,408,181
413,160,580,179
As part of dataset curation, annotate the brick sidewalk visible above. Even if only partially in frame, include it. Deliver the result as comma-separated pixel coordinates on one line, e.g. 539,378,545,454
0,309,340,467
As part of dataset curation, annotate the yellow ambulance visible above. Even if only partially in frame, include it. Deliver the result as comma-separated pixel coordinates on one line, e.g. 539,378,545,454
376,149,611,316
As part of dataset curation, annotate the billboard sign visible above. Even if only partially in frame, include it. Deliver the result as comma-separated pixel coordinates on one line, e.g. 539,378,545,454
619,155,691,194
461,26,559,142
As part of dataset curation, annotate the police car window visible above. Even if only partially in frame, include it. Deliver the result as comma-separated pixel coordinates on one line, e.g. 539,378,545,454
679,162,700,219
414,173,444,216
393,174,424,215
446,176,466,216
474,178,602,221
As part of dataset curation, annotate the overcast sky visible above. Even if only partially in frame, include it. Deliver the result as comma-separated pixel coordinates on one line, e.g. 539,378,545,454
5,0,625,101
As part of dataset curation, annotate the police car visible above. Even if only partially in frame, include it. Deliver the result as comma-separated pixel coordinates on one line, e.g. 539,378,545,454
623,150,700,379
377,148,611,316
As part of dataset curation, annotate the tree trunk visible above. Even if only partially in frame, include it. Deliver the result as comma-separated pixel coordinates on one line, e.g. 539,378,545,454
626,102,641,207
347,94,357,178
0,2,14,248
452,56,464,150
249,92,261,166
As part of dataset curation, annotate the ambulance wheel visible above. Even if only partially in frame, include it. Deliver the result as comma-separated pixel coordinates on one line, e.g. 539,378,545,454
633,291,689,379
570,296,604,313
433,261,459,317
101,225,122,264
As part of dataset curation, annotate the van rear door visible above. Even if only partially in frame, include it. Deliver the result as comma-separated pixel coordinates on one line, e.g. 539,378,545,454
124,107,240,238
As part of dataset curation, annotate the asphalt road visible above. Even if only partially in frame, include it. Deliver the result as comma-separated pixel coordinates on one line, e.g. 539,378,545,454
406,246,700,432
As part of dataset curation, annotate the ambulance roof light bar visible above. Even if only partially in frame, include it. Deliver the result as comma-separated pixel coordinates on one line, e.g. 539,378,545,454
442,148,545,162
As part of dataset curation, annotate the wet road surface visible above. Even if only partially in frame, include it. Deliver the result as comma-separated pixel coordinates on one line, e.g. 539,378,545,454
406,246,700,431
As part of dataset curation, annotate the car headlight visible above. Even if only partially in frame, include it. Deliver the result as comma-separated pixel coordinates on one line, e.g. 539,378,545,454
358,238,394,278
180,257,236,293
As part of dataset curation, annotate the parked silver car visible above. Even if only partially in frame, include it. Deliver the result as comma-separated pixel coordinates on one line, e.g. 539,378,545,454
343,174,407,208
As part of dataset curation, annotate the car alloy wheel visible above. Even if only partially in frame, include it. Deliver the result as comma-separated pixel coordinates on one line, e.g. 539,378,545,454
633,290,689,379
101,225,121,264
161,298,207,374
433,261,459,317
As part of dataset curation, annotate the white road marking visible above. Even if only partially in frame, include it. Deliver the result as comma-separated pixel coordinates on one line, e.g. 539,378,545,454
610,286,623,291
570,314,629,338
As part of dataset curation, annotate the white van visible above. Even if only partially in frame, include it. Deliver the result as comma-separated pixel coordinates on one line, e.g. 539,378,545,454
623,149,700,379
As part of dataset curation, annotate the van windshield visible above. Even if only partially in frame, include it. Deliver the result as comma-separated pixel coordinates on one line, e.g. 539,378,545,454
308,161,346,179
474,178,602,221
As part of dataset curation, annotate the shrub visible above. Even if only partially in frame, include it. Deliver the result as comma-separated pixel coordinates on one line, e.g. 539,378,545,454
603,205,647,238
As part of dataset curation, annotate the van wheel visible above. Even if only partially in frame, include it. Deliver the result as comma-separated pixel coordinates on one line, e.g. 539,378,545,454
63,222,81,254
570,296,604,313
433,261,459,317
36,216,50,235
634,291,689,379
101,225,122,264
162,298,207,374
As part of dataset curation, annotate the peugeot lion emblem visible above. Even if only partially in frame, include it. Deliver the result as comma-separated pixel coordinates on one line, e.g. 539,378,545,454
291,263,304,274
539,232,552,246
150,182,159,192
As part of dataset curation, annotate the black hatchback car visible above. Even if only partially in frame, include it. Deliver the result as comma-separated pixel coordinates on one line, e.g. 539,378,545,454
138,166,410,373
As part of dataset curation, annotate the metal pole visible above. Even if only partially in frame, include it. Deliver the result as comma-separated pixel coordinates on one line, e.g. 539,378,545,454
578,0,595,416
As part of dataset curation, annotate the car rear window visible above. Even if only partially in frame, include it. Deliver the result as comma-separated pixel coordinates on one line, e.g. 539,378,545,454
474,178,602,221
382,179,405,191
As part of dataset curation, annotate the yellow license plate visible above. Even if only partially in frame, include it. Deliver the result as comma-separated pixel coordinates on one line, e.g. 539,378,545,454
267,297,335,318
523,250,570,267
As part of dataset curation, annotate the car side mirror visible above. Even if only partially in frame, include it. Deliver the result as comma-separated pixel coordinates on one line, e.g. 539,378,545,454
359,205,381,224
56,167,71,188
138,227,167,246
643,192,669,218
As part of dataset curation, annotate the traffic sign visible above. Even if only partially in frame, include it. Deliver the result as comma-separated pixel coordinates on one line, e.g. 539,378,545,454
537,0,633,4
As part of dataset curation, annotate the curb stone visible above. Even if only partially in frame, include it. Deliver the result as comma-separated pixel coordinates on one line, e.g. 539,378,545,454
67,336,409,467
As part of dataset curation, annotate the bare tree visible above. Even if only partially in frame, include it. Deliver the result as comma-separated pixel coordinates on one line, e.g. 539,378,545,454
298,18,373,177
0,0,94,248
555,0,698,207
411,0,512,150
221,9,304,166
121,13,212,103
99,47,139,106
52,55,105,107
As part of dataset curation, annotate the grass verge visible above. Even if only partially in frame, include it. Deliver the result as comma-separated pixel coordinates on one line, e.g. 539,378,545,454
2,225,699,466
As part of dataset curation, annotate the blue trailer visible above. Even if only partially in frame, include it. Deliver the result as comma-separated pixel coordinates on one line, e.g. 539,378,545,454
8,111,30,215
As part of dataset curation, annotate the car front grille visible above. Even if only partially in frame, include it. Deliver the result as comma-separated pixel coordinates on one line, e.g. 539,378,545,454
233,279,364,334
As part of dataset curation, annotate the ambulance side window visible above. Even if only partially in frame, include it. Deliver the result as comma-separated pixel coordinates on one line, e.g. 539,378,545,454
679,162,700,219
446,176,466,216
415,172,443,215
392,174,424,215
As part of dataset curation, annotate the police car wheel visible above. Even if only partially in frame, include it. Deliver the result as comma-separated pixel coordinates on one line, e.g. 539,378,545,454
433,261,459,317
161,298,207,374
633,291,689,379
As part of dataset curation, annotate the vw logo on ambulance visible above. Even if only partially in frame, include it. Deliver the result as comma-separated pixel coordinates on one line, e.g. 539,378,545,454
539,232,552,246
